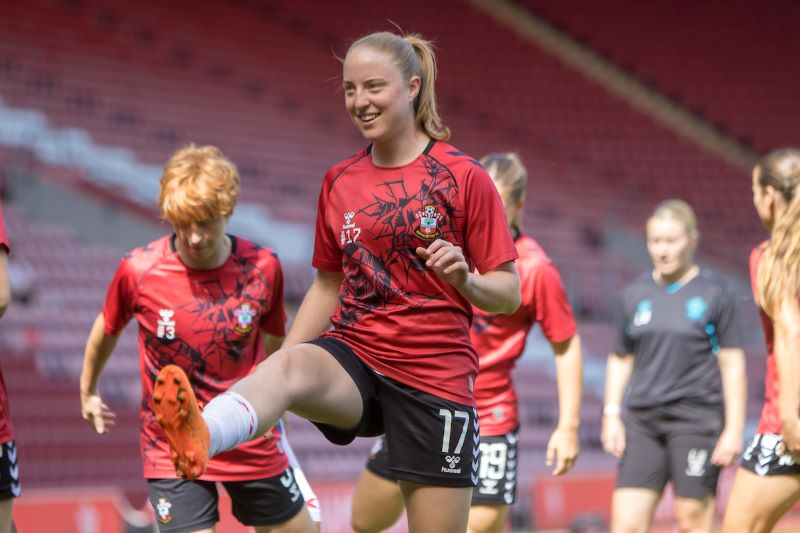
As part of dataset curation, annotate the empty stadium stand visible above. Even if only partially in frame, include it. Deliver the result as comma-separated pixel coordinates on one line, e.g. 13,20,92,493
519,0,800,152
0,0,767,318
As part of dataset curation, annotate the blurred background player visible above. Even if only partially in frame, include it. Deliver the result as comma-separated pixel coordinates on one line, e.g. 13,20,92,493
601,199,746,533
722,148,800,532
79,145,316,533
349,152,584,533
0,203,18,533
152,31,521,533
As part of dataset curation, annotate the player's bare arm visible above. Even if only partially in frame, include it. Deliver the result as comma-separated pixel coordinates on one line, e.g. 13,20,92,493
775,296,800,456
283,270,344,347
0,251,10,319
79,313,121,434
711,347,746,466
548,334,583,475
601,353,633,458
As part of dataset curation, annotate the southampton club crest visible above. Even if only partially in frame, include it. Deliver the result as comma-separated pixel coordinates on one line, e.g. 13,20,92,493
156,496,172,524
234,303,257,334
415,204,443,240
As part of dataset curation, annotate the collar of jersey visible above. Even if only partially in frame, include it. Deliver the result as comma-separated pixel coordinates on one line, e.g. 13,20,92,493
653,268,700,295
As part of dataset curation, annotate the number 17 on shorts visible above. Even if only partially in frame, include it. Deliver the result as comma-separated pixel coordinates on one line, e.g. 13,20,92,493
380,381,479,488
438,408,480,485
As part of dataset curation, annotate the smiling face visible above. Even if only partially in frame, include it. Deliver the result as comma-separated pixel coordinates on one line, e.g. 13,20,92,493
342,45,420,145
646,216,697,279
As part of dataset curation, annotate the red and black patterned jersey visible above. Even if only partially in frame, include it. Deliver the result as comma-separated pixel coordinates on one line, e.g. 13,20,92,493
473,235,576,435
103,235,288,480
313,140,519,405
0,205,11,444
751,243,781,434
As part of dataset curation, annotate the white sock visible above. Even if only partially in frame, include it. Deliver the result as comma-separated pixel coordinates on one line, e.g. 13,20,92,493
202,391,259,457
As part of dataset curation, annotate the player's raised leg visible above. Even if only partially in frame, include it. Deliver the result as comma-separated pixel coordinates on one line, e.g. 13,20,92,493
154,340,363,480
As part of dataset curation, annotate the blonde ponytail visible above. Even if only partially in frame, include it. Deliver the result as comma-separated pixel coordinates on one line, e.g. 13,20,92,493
756,148,800,314
404,35,450,141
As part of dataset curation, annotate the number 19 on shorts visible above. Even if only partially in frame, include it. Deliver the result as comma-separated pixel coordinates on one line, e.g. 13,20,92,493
478,442,507,481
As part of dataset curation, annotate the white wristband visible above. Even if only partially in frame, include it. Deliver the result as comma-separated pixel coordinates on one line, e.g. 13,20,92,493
602,404,621,417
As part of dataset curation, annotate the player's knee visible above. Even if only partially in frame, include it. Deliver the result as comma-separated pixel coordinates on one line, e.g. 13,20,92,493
467,505,505,533
253,504,315,533
251,347,307,401
720,511,765,533
350,513,381,533
350,520,373,533
611,522,640,533
351,501,398,533
611,515,649,533
675,517,705,533
674,502,711,533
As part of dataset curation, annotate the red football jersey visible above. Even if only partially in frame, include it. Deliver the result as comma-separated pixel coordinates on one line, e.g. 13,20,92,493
103,235,289,480
313,140,519,405
0,205,11,444
472,235,576,435
751,243,781,434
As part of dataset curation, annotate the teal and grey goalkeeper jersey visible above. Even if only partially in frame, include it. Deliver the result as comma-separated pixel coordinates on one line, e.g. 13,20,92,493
613,269,741,409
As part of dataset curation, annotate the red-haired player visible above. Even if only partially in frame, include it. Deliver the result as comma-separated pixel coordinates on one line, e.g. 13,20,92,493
80,145,317,533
